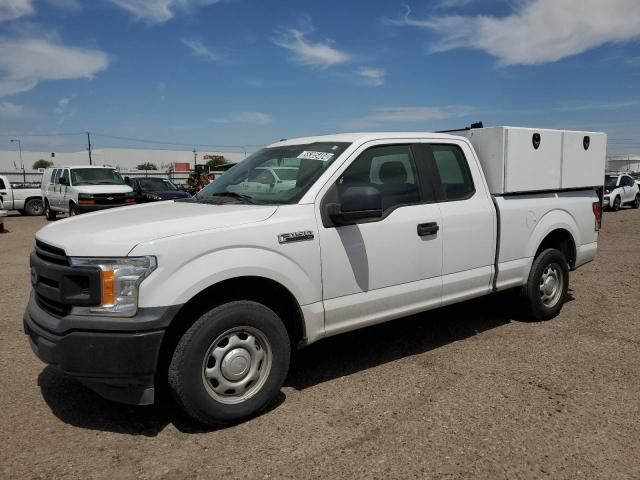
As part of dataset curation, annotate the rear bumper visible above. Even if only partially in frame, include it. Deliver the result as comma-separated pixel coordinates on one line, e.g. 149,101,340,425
24,292,180,405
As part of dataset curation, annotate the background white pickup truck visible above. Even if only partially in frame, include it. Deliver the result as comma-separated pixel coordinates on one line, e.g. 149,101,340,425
25,127,605,426
0,175,43,216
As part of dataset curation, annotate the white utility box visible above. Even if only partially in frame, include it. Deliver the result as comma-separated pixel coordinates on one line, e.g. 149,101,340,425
452,127,607,194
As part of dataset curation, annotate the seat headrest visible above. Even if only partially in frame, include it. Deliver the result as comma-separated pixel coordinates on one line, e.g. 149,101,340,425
379,161,407,184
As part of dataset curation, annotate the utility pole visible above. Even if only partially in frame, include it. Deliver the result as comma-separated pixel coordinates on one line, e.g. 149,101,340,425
193,148,197,172
87,131,93,165
10,139,25,183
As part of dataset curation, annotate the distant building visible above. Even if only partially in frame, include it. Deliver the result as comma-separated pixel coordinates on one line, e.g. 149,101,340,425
607,156,640,173
0,147,248,172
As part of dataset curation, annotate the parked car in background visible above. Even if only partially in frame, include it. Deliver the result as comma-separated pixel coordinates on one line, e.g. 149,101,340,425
227,166,299,195
125,176,190,203
603,173,640,211
0,197,7,232
0,176,43,216
41,166,135,220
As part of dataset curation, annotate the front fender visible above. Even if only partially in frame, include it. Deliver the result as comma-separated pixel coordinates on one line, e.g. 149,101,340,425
137,246,321,309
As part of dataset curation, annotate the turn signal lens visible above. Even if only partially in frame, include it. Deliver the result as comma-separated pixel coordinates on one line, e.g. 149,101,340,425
101,270,115,306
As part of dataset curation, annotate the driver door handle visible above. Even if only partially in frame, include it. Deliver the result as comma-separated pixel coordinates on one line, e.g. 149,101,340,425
417,222,439,236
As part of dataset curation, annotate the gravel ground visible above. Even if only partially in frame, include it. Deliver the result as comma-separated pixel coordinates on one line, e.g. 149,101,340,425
1,208,639,480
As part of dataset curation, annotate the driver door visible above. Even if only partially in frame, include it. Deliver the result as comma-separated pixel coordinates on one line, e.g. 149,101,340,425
317,143,443,336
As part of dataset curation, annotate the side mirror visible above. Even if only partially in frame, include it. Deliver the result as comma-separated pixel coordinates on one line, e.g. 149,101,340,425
124,176,131,184
328,186,383,226
59,177,69,186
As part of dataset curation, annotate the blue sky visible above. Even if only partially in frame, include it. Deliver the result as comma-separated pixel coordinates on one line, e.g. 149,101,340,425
1,0,640,156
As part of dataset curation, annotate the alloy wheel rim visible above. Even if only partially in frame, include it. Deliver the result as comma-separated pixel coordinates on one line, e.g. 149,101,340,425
539,262,563,308
201,326,272,404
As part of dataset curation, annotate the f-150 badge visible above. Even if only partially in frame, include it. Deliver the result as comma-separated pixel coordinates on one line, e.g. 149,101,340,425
278,231,314,244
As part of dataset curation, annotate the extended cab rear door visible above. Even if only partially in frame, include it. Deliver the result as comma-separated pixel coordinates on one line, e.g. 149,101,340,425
419,140,496,305
317,141,443,336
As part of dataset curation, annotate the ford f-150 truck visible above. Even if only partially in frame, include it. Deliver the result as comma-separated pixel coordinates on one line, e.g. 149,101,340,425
24,128,605,425
0,176,43,216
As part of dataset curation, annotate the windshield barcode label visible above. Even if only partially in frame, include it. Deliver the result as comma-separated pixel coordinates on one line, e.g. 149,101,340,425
297,151,334,161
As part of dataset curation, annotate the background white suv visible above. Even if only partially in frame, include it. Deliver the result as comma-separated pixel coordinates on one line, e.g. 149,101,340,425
603,173,640,211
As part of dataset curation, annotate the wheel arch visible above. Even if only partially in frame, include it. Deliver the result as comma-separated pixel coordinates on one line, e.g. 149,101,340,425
527,209,579,269
155,275,306,397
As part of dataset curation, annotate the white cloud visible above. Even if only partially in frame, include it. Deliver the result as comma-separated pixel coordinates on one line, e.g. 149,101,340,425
0,100,30,118
0,38,109,97
387,0,640,66
230,111,272,125
273,19,350,68
347,105,474,129
181,38,219,62
54,97,70,115
358,67,385,86
111,0,221,23
0,0,34,21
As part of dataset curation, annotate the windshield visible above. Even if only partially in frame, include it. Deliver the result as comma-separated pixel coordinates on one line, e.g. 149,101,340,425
138,178,177,192
195,142,351,204
71,168,125,186
604,175,618,189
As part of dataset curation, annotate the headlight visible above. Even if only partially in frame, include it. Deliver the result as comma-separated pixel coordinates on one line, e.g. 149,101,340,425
69,256,156,317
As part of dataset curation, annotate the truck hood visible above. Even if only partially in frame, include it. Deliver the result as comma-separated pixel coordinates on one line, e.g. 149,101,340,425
36,201,278,256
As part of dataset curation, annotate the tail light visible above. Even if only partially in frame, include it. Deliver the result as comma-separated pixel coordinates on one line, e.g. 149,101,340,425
592,201,602,231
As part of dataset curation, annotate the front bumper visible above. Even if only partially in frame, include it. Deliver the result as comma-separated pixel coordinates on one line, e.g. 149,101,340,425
603,196,610,207
24,292,180,405
77,202,135,213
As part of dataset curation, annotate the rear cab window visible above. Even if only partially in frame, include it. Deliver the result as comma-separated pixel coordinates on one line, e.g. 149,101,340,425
429,144,475,201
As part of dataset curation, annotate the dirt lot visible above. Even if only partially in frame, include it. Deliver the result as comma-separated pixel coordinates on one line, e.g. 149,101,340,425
1,208,639,480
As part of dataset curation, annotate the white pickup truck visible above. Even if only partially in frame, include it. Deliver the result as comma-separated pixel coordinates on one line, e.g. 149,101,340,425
0,175,43,216
24,128,605,426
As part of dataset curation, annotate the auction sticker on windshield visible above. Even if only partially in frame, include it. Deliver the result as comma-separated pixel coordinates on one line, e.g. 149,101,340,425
297,151,334,161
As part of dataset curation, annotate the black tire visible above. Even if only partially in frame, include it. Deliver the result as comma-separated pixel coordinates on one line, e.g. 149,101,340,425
632,194,640,209
44,200,56,221
612,196,621,212
24,198,44,216
522,248,569,321
168,301,290,426
69,202,80,216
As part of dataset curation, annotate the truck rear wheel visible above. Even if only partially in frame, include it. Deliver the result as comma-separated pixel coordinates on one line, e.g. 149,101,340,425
24,198,44,216
44,200,56,221
522,248,569,321
168,301,290,426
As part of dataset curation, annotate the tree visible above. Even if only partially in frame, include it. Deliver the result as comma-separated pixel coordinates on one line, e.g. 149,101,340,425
137,162,158,170
205,157,227,169
33,159,53,169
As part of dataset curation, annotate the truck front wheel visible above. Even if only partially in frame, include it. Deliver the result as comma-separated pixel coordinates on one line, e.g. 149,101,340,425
44,200,56,221
522,248,569,321
168,301,290,426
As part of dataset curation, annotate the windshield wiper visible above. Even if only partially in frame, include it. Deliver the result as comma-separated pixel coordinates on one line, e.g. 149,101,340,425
207,192,259,204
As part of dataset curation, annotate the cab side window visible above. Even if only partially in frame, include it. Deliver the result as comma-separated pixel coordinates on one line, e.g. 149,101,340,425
60,169,69,185
430,144,475,201
336,145,423,213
